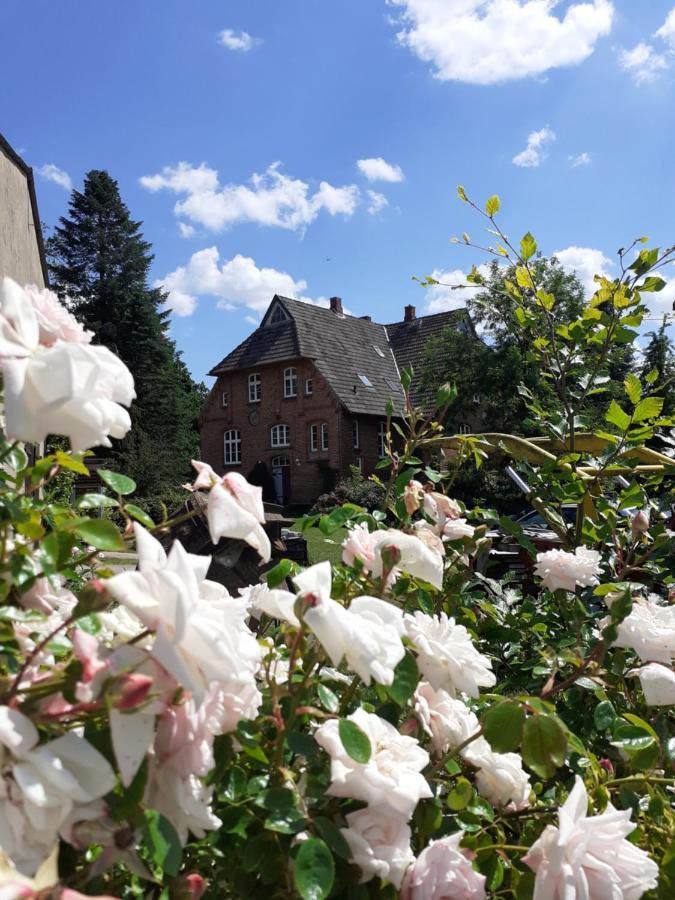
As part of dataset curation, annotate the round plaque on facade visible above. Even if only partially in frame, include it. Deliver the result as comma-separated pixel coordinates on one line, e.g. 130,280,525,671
248,409,260,426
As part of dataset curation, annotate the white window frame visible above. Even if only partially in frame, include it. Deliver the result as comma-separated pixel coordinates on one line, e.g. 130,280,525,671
352,419,359,449
221,391,228,408
248,372,261,403
309,424,318,452
377,421,387,458
458,423,471,434
283,367,298,398
271,424,290,448
354,457,363,473
305,378,313,396
321,423,329,451
224,429,241,465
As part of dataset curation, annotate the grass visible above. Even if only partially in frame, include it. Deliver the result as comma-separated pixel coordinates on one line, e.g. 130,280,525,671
292,518,347,566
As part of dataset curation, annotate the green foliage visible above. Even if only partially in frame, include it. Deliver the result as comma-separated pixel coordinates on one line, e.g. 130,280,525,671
310,471,385,514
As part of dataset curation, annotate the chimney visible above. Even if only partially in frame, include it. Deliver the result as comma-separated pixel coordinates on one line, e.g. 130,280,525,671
404,304,416,323
329,296,343,315
360,315,372,322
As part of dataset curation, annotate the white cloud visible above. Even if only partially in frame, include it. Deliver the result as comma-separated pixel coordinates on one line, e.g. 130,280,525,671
217,28,259,52
389,0,614,85
140,161,359,232
620,7,675,83
36,163,72,191
366,190,389,215
357,157,404,183
423,265,491,314
569,152,592,167
553,245,613,298
620,41,670,84
512,127,556,168
178,222,195,239
156,247,311,317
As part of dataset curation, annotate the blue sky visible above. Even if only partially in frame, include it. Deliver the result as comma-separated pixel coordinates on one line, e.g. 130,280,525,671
2,0,675,382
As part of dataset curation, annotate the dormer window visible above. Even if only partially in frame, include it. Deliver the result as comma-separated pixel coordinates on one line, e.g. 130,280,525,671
269,304,288,325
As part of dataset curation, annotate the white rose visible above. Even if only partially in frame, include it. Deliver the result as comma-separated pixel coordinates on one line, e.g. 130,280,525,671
533,546,602,593
634,663,675,706
341,806,414,888
405,611,496,698
441,518,475,541
371,530,445,589
467,740,531,808
314,708,432,820
144,759,221,845
0,706,116,877
609,597,675,664
414,683,480,756
401,833,486,900
523,776,658,899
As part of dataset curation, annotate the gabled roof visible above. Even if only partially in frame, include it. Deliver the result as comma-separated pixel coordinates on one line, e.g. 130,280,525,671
0,132,50,286
209,296,470,416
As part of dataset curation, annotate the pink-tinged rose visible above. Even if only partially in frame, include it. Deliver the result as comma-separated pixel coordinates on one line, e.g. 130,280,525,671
171,873,207,900
370,530,444,589
631,509,650,535
413,522,445,558
466,740,531,808
23,283,93,346
533,546,602,593
342,522,379,570
190,459,220,490
111,672,154,710
405,611,495,698
18,576,77,617
341,806,414,888
401,833,486,900
404,479,424,515
315,707,432,820
414,682,480,756
633,662,675,705
0,277,40,358
423,491,462,524
144,758,221,844
523,776,658,899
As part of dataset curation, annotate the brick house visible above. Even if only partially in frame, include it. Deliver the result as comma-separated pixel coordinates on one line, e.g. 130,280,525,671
199,295,473,506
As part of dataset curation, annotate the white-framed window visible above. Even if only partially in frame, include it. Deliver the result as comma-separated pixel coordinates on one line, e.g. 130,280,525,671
309,424,318,452
458,423,471,434
354,457,363,472
305,378,313,396
224,429,241,465
271,424,290,448
352,419,359,449
372,344,385,358
321,423,329,451
271,454,290,468
377,421,387,458
283,367,297,398
221,391,228,408
472,393,481,405
357,372,373,388
248,372,261,403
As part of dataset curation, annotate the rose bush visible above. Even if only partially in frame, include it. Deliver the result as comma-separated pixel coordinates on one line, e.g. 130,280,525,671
0,192,673,899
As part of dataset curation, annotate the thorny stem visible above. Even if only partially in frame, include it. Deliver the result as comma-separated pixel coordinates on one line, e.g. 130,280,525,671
5,613,76,701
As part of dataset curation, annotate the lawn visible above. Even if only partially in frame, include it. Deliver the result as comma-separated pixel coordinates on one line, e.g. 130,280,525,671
292,519,347,566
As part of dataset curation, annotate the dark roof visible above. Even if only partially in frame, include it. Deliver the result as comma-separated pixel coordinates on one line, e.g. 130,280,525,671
386,309,472,408
0,133,50,287
209,297,470,416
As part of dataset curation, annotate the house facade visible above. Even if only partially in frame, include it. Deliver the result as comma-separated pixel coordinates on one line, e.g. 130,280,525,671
0,133,49,288
199,295,474,507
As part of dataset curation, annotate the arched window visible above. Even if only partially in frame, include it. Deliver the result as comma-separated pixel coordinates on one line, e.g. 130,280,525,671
224,429,241,465
283,367,297,398
248,372,261,403
271,424,290,448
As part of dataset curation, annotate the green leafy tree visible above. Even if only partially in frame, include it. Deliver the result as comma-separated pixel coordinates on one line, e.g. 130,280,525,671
47,170,205,502
642,318,675,415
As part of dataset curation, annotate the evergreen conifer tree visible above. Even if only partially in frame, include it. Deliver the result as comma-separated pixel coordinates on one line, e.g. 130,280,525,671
47,171,205,507
642,317,675,415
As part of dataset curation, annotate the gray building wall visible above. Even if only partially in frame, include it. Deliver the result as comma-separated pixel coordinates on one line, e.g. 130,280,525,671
0,140,47,288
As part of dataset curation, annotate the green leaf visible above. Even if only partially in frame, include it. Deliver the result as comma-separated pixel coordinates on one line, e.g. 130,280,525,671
623,373,642,405
76,493,118,510
610,724,656,752
317,684,339,714
605,400,631,431
266,558,294,588
457,185,468,202
482,701,525,753
98,468,136,495
515,266,534,290
386,652,419,706
338,719,371,764
593,700,617,731
314,816,351,860
294,837,335,900
633,396,663,422
447,777,473,811
520,232,537,261
124,503,155,529
55,450,89,475
522,714,567,779
638,276,666,292
485,195,500,216
73,519,125,551
143,810,181,877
